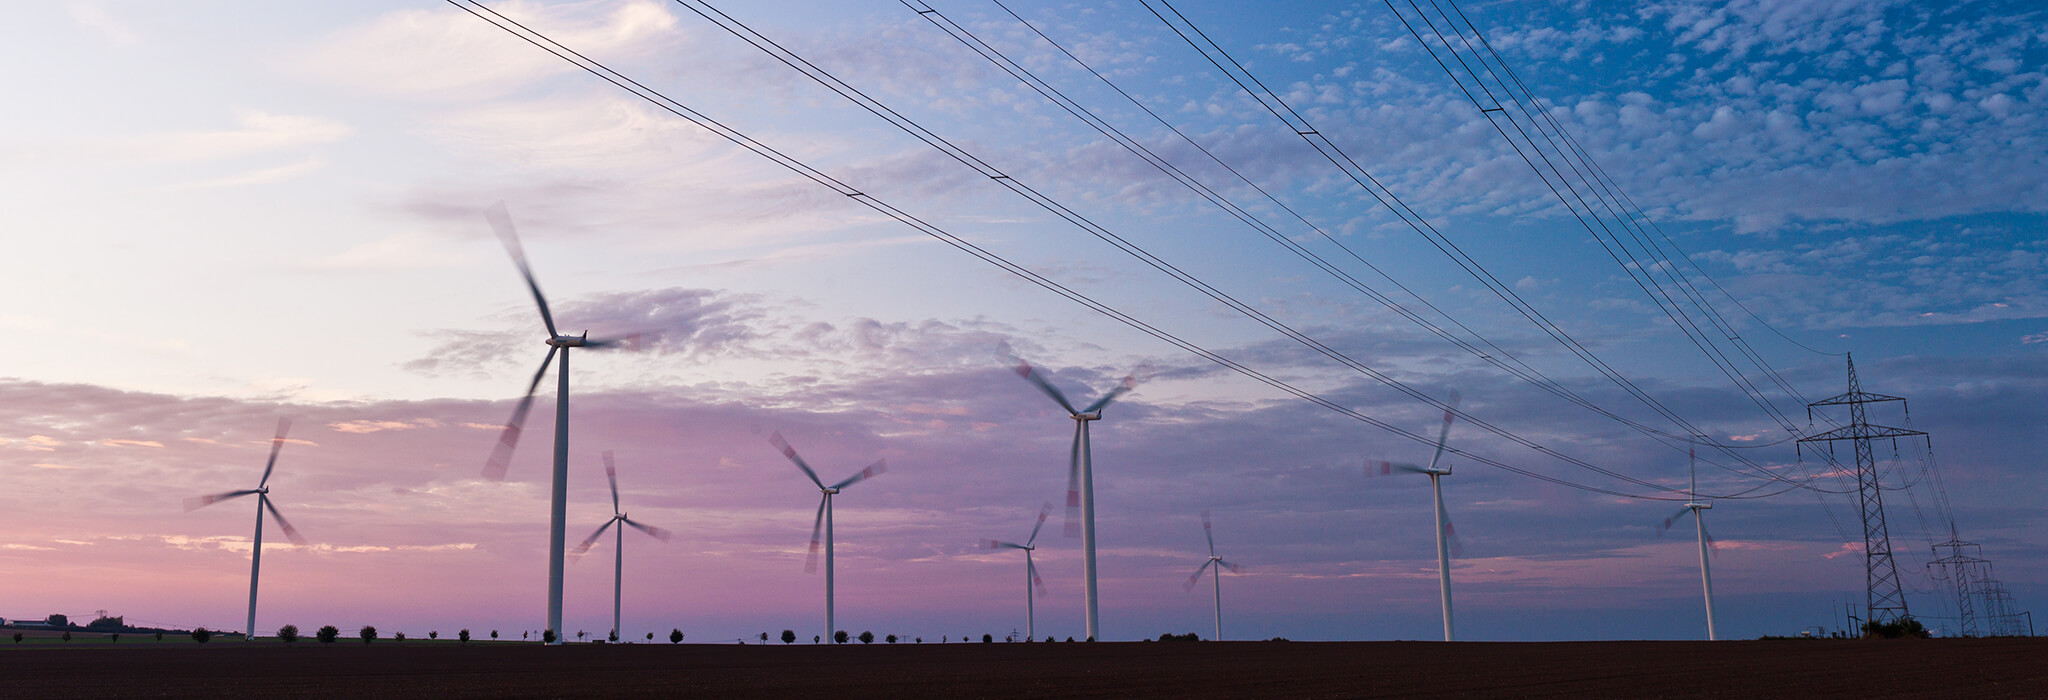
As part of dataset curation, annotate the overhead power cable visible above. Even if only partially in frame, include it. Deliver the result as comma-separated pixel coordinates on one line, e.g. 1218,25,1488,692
443,0,1783,502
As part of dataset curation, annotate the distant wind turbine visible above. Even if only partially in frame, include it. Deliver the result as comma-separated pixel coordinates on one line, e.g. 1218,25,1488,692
1657,446,1718,640
184,418,308,642
571,450,672,644
769,431,887,644
1371,391,1464,641
1182,510,1242,642
980,502,1052,641
479,202,636,644
1015,359,1139,642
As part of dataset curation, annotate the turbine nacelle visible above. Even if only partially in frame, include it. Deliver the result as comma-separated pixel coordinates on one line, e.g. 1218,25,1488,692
1688,502,1712,511
546,334,589,348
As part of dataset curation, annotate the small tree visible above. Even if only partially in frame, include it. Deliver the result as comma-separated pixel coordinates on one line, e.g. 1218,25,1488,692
543,629,557,644
359,626,378,645
859,631,875,645
813,635,820,644
781,630,796,644
109,633,120,644
886,634,897,644
11,633,21,644
673,629,687,644
317,626,339,644
490,630,498,640
191,627,212,644
609,630,619,643
915,637,922,644
155,631,164,642
62,631,72,643
646,632,654,642
834,630,848,644
576,630,587,642
429,631,439,641
394,632,407,642
982,633,993,644
278,624,300,644
459,629,471,643
759,632,769,643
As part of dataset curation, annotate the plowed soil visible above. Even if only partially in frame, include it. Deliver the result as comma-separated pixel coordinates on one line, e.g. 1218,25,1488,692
3,638,2042,698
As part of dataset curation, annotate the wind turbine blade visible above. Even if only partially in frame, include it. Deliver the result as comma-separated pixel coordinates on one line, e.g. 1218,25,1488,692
258,417,292,488
580,333,643,351
1702,521,1719,558
1029,558,1047,598
1438,486,1465,559
570,519,617,559
1080,373,1138,414
1064,428,1083,538
483,346,558,481
484,202,558,338
1201,510,1216,557
1183,560,1214,592
1015,361,1078,414
1025,502,1052,547
768,432,825,489
1425,390,1461,474
1655,507,1693,537
829,459,887,490
979,539,1005,550
184,489,258,512
805,496,826,574
623,518,671,543
261,496,307,547
603,450,621,516
1219,559,1243,573
1369,460,1429,477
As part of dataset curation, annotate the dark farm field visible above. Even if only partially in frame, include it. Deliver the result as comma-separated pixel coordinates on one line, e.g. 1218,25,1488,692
2,637,2043,698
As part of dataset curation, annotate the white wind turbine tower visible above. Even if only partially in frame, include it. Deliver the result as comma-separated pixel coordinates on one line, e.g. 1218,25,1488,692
769,431,887,644
980,503,1052,641
479,202,636,644
571,450,673,644
184,418,308,642
1657,446,1718,640
1371,391,1464,641
1181,510,1242,642
1015,360,1138,642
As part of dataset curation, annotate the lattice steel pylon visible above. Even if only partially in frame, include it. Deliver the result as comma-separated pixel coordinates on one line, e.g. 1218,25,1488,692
1930,536,1987,637
1798,353,1925,626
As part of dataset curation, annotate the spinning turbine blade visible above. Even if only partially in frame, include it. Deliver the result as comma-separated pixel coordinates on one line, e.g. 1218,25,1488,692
603,450,621,515
1702,521,1719,557
1015,361,1078,414
1370,460,1428,477
258,417,292,488
1437,486,1464,559
1656,507,1692,537
1064,426,1083,538
184,489,258,512
1202,510,1216,557
1183,559,1215,592
829,459,887,490
1218,560,1243,573
484,202,558,338
979,539,1005,550
1025,502,1051,547
1081,373,1138,414
769,432,825,489
261,496,307,547
1028,558,1047,598
805,496,826,574
571,519,617,559
623,518,671,543
483,346,558,481
1424,391,1461,473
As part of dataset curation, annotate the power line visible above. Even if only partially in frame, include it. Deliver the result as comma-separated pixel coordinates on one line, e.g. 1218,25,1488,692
444,0,1775,502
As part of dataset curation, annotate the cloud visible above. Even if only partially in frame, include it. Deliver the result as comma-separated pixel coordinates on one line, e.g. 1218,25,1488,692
300,1,681,100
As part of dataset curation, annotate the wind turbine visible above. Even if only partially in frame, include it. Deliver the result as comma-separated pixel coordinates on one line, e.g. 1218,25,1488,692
184,417,308,642
478,202,634,644
1181,510,1242,642
1657,446,1718,640
1371,391,1463,641
1015,360,1137,642
980,502,1052,641
769,431,886,644
571,450,672,644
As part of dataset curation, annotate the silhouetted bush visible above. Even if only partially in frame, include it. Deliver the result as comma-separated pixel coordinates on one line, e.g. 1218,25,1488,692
359,626,378,645
1156,632,1201,642
543,629,558,644
11,633,21,644
834,630,848,644
859,631,875,644
780,630,795,644
317,625,339,644
109,633,120,644
429,631,439,640
191,628,212,644
674,629,687,644
886,634,897,644
61,632,72,643
982,634,993,644
1862,618,1929,639
394,632,407,642
459,629,471,643
278,625,299,644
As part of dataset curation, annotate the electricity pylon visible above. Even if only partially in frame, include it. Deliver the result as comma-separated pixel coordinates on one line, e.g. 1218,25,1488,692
1797,353,1925,627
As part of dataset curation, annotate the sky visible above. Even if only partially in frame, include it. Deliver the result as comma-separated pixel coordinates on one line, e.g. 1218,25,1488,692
1,0,2043,643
